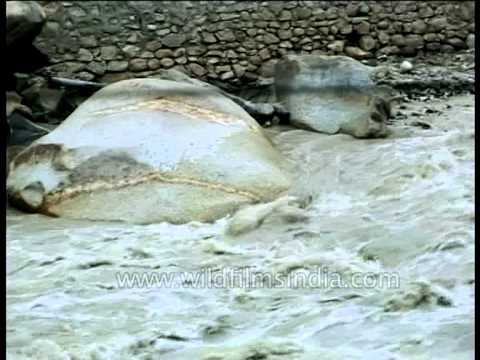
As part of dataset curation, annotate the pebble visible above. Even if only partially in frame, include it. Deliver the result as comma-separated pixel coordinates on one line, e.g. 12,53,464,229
400,60,413,73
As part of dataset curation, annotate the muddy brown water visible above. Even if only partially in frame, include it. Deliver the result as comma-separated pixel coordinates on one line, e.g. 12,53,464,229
7,95,474,359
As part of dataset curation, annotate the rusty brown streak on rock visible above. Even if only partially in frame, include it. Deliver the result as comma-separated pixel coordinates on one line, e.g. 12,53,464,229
43,170,262,208
89,97,251,128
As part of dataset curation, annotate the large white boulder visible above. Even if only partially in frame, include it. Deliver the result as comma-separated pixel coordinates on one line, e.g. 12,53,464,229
7,78,291,224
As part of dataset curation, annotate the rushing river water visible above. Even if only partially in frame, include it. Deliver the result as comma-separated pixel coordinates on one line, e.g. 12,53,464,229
7,95,474,360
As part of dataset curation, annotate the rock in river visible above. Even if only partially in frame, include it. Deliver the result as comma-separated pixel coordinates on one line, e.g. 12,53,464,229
7,78,291,224
274,55,392,138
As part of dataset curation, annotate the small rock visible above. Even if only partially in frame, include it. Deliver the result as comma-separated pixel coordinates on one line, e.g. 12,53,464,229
187,46,207,56
359,3,370,14
232,64,245,78
327,40,345,52
400,60,413,73
429,17,448,31
146,40,162,52
122,45,140,58
139,51,154,59
225,50,238,59
189,63,207,77
215,65,232,73
377,20,389,30
279,41,293,48
48,61,86,74
206,50,223,57
448,38,467,49
263,33,280,44
175,57,188,64
405,34,424,49
258,48,271,60
80,35,97,48
87,61,106,75
466,34,475,49
346,3,359,17
418,6,434,18
279,10,292,21
344,46,370,59
202,32,218,43
294,7,311,20
378,32,390,45
173,48,186,58
412,19,427,34
220,71,235,80
339,23,353,35
359,35,377,51
100,46,118,61
76,71,96,81
156,28,170,37
126,33,139,44
155,49,174,58
354,21,370,35
216,30,236,42
207,57,221,65
160,58,175,68
35,88,65,114
292,28,305,36
129,59,148,72
147,59,161,70
161,34,186,48
278,29,292,40
391,34,406,47
423,33,438,42
78,48,93,62
106,60,128,72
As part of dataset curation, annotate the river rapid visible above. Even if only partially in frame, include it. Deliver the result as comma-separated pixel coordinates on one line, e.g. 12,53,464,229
6,94,474,359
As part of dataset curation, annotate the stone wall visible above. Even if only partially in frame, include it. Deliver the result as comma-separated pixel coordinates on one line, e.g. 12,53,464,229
35,1,475,86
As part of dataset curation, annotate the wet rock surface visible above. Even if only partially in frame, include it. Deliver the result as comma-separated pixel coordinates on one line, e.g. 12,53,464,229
7,77,291,224
237,49,475,120
274,55,392,138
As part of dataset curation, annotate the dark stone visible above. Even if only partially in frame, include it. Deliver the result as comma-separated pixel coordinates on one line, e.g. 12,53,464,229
161,34,186,48
7,1,46,48
107,61,128,72
8,112,50,146
129,59,149,72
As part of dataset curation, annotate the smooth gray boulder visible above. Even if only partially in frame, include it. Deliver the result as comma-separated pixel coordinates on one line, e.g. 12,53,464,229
7,1,46,48
6,2,49,95
7,78,291,224
274,55,392,138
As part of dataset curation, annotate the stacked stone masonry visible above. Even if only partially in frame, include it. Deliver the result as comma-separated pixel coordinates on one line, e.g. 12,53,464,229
35,1,475,85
